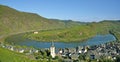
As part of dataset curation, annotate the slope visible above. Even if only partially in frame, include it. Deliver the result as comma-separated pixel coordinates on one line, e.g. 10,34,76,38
0,47,37,62
24,20,120,42
0,5,81,36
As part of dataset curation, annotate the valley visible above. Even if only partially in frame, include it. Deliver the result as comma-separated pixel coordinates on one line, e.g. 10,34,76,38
0,5,120,62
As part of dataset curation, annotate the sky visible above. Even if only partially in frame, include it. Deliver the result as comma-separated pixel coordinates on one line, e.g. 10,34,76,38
0,0,120,22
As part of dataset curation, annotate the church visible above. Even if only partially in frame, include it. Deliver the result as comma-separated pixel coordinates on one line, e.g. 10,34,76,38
50,42,56,58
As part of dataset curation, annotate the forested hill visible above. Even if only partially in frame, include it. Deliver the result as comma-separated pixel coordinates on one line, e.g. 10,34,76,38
0,5,81,35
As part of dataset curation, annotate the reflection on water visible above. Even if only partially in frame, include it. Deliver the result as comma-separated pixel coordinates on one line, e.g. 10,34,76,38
7,34,116,48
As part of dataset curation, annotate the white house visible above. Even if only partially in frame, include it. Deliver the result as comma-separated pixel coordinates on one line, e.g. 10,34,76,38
19,49,24,53
34,31,38,34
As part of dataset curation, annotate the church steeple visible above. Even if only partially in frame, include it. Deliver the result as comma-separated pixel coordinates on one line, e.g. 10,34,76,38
50,41,56,58
51,41,54,47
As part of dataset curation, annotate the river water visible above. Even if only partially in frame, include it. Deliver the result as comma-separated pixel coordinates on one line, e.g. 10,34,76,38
6,34,116,48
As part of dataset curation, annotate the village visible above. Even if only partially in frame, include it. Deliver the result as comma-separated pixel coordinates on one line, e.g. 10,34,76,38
0,41,120,62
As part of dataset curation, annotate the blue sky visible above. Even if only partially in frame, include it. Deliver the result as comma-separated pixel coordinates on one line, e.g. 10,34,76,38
0,0,120,22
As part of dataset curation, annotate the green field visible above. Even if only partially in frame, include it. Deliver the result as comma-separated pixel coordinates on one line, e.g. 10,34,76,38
24,21,120,42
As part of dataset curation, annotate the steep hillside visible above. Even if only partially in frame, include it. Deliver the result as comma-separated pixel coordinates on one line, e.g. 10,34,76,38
0,5,81,36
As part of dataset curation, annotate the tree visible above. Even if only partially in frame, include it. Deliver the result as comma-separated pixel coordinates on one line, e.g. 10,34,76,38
78,54,85,60
115,56,120,62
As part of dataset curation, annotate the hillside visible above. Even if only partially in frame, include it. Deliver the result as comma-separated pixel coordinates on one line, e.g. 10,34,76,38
24,20,120,42
1,5,120,42
0,47,37,62
0,5,81,36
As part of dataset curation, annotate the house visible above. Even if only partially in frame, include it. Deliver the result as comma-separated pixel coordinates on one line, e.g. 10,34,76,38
76,46,84,53
58,48,63,54
68,48,76,53
90,54,95,59
34,31,38,34
10,46,14,51
30,49,39,53
70,53,79,60
18,49,24,53
64,48,69,53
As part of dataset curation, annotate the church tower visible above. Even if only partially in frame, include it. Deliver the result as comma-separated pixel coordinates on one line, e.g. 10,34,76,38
50,41,56,58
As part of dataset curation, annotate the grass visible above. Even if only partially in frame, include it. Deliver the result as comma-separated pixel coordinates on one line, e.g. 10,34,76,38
110,30,120,42
0,47,62,62
24,21,120,42
0,5,82,36
24,25,96,42
0,47,37,62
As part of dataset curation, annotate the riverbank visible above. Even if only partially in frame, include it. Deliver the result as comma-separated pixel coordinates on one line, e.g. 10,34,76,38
4,33,116,49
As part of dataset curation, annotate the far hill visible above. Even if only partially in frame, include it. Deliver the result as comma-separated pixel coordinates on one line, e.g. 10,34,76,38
0,5,81,36
23,20,120,42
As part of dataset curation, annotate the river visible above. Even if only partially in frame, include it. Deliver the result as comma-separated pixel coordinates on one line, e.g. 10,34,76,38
5,34,116,49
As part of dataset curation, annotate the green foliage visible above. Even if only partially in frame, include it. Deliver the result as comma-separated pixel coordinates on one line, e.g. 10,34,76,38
115,55,120,62
110,30,120,42
24,25,96,42
99,59,114,62
78,54,86,60
0,47,37,62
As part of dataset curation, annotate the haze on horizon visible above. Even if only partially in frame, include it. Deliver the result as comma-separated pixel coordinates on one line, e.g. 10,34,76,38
0,0,120,22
